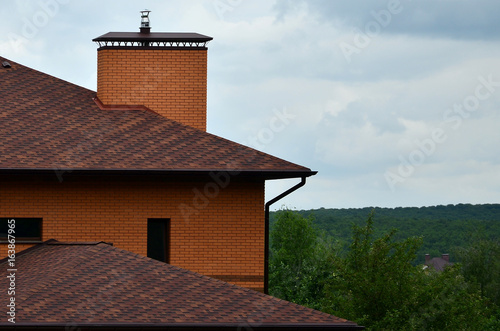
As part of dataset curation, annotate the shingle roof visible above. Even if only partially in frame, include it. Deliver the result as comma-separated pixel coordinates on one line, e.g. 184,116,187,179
425,257,454,272
0,57,314,179
0,240,362,330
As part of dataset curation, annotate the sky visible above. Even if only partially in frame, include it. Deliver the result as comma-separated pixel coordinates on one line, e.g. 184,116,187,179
1,0,500,210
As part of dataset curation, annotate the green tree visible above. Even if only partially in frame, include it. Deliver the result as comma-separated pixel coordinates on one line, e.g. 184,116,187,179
322,212,423,328
398,266,500,331
270,209,500,329
269,209,335,309
322,213,499,330
455,233,500,305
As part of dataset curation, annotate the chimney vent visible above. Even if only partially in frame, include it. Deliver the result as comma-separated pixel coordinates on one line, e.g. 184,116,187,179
140,10,151,33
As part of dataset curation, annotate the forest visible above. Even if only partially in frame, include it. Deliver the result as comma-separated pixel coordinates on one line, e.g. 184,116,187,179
271,203,500,264
268,204,500,330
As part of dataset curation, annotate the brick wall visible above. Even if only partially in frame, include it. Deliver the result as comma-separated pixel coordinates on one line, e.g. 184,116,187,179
0,176,265,291
97,48,208,131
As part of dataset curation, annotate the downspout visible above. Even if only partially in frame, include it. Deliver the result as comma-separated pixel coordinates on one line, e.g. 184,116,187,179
264,176,307,294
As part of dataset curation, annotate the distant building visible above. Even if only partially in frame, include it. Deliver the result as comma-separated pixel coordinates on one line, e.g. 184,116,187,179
424,253,454,272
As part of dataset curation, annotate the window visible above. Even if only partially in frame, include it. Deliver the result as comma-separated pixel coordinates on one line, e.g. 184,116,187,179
0,218,42,243
147,219,170,263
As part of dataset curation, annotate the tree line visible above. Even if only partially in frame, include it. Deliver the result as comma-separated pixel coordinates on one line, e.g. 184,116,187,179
269,208,500,330
275,204,500,264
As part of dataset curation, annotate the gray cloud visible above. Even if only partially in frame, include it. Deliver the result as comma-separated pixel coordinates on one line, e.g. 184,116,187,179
275,0,500,40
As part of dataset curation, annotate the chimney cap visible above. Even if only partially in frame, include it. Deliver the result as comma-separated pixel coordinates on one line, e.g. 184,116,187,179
93,32,213,48
140,9,151,33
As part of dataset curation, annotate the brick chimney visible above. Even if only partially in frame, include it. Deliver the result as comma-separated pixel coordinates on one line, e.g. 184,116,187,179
425,254,430,264
442,254,449,262
92,11,212,131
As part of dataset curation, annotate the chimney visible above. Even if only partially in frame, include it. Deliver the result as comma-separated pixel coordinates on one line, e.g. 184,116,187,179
92,11,213,131
425,254,430,264
442,254,449,262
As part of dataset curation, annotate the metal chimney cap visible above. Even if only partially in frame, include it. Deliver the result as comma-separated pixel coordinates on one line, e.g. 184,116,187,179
140,10,151,33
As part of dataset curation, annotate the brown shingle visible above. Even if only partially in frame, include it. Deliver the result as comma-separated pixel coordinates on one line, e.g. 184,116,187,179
0,240,362,329
0,58,313,179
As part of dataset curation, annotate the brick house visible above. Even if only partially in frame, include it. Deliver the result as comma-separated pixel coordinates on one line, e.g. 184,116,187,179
0,14,316,294
0,13,366,331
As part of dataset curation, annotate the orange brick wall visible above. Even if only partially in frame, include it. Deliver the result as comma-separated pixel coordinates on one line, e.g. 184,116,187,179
0,176,265,291
97,48,208,131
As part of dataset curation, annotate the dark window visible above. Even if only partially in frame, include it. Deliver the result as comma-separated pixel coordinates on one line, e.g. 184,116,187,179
147,219,170,263
0,218,42,243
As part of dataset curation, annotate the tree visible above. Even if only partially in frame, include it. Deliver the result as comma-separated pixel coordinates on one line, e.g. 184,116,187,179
322,213,499,330
322,212,423,328
398,266,499,331
455,232,500,305
269,209,500,329
269,209,336,309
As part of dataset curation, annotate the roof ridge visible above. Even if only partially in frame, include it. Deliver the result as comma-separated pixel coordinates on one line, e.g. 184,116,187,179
46,240,113,246
0,239,58,265
0,239,114,267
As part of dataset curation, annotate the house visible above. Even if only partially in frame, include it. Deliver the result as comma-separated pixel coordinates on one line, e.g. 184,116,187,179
0,11,364,330
0,12,316,294
424,253,454,272
0,240,363,330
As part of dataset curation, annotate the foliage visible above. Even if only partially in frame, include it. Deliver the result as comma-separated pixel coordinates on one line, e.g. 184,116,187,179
322,212,423,328
383,266,499,330
269,209,336,309
271,203,500,264
455,232,500,306
269,208,500,330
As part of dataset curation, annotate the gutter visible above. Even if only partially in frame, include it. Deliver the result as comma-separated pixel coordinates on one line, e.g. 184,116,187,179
264,176,310,294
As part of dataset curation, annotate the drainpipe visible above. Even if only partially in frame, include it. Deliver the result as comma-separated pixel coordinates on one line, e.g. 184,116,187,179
264,176,307,294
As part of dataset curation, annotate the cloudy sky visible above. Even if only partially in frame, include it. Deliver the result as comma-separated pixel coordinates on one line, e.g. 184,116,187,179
2,0,500,209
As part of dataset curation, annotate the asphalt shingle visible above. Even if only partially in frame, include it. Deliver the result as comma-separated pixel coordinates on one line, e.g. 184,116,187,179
0,241,362,329
0,57,313,178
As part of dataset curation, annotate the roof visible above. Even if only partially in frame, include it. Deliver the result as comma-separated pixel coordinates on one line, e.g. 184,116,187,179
0,57,314,180
424,257,454,272
0,240,363,330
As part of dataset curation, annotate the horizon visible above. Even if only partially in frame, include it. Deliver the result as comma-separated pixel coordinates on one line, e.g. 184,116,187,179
271,201,500,212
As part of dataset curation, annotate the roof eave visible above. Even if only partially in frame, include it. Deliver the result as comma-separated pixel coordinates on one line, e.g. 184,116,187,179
0,168,317,180
0,322,363,330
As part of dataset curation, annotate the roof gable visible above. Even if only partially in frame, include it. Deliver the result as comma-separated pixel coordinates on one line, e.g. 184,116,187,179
0,57,313,179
